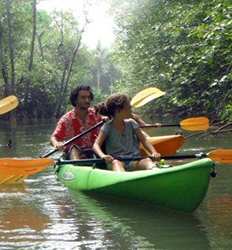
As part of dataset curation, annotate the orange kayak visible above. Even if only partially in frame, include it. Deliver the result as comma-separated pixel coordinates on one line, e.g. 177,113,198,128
143,134,185,156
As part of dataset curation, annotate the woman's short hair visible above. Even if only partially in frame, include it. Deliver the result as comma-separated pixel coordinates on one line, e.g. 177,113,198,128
70,85,94,107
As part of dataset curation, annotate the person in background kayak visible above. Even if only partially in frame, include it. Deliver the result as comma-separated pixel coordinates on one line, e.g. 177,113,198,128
50,85,102,160
93,93,161,171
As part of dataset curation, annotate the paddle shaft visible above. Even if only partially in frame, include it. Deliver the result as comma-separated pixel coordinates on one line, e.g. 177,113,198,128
56,153,207,165
141,124,180,128
42,120,105,158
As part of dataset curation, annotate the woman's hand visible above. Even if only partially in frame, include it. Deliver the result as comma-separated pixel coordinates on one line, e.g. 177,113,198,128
150,151,161,161
102,154,114,163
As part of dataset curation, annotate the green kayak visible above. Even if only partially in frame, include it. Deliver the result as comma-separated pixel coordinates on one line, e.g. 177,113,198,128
55,158,215,212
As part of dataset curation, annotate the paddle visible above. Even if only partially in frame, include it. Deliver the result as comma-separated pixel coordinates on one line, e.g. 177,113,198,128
141,116,209,132
56,149,232,165
0,158,54,184
0,95,19,115
130,87,166,108
1,148,230,178
42,120,105,158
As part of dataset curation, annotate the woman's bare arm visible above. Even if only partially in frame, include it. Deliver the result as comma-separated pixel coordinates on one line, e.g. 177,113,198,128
93,130,114,162
136,128,161,159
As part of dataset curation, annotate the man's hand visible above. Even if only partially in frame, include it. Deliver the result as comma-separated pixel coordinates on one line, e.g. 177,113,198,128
54,141,65,151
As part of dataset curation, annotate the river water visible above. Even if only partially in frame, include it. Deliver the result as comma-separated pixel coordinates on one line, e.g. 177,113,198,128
0,121,232,249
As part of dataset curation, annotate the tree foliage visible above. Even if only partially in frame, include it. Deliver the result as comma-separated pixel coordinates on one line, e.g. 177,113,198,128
111,0,232,121
0,1,120,121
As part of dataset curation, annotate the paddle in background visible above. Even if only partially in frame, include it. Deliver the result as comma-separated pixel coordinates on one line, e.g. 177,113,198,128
141,116,209,132
138,116,209,157
0,95,19,115
130,87,166,108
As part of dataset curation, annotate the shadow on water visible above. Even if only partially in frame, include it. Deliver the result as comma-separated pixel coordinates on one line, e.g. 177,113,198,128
68,191,210,250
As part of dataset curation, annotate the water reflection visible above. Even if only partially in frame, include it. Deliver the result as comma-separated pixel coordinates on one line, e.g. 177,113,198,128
0,184,50,230
207,194,232,231
0,183,26,194
68,191,210,250
0,201,50,231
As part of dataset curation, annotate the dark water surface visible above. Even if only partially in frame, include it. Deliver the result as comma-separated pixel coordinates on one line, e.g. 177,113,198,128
0,122,232,249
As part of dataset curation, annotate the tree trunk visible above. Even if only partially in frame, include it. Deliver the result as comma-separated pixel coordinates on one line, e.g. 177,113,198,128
37,32,44,60
54,63,68,117
55,34,83,117
54,11,88,117
5,0,17,125
0,21,9,96
24,0,37,108
5,0,16,95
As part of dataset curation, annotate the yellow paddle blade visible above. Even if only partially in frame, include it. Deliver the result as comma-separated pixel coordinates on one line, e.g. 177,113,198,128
0,95,19,115
208,149,232,164
180,116,209,131
131,87,166,108
0,158,54,184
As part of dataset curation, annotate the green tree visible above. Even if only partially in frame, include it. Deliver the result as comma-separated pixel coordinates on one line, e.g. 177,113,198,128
110,0,232,121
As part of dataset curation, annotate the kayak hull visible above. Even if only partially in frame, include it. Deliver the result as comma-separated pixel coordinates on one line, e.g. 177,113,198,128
56,158,215,212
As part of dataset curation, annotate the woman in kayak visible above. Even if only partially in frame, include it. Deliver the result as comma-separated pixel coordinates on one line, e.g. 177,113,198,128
93,94,161,171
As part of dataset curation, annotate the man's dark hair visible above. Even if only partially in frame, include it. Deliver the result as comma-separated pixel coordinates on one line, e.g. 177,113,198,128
70,85,94,107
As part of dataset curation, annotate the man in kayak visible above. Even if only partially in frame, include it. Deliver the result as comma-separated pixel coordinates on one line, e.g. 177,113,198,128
50,85,102,160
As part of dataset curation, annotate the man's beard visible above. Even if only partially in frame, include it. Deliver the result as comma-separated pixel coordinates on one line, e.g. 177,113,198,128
78,103,90,110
